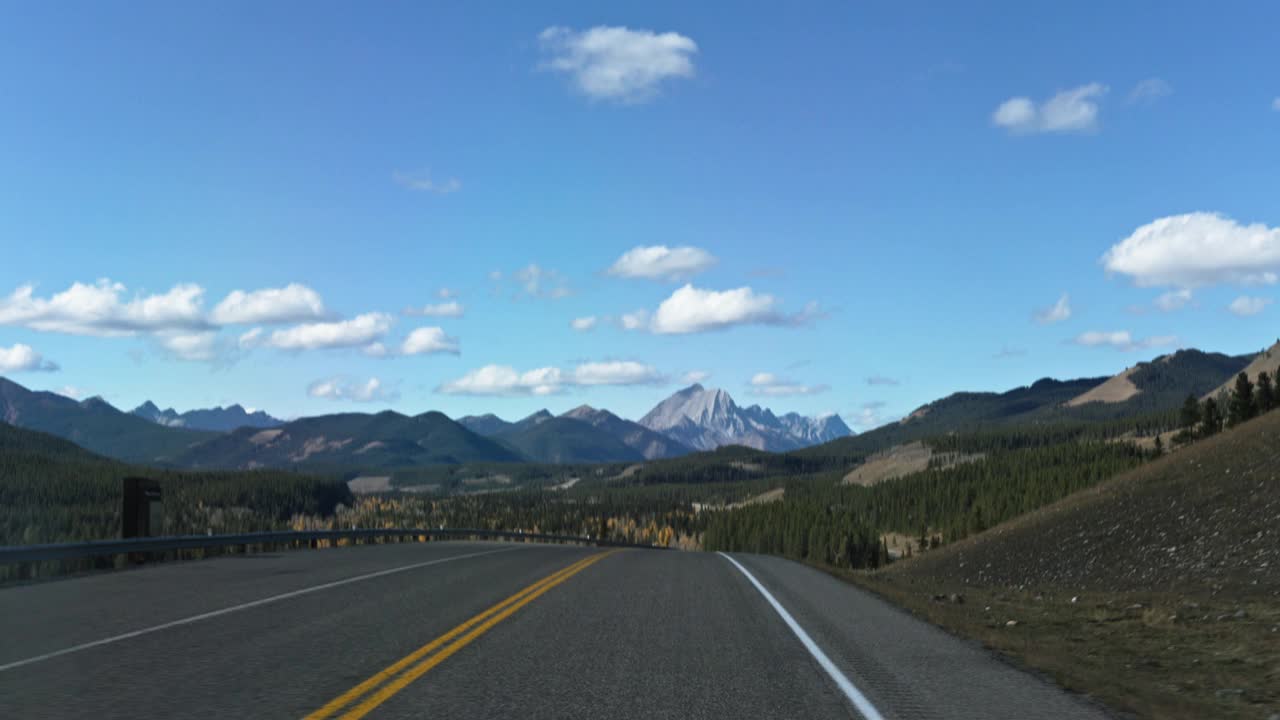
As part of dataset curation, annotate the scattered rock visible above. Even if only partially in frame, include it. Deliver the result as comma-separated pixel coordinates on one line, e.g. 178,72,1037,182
1214,688,1244,702
1005,620,1019,627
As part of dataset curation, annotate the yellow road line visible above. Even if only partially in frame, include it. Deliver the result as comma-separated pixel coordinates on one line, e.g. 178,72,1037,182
304,550,614,720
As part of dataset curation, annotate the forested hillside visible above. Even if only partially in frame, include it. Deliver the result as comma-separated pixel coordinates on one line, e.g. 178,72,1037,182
702,433,1149,565
494,415,646,463
0,422,351,547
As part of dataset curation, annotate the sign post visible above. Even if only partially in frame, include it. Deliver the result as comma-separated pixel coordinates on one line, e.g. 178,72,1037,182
122,477,163,563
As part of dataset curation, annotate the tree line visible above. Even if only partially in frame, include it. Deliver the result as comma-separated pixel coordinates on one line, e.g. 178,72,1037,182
1173,371,1276,445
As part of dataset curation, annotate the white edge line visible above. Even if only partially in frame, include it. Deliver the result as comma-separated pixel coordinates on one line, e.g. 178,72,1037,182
719,551,886,720
0,545,525,673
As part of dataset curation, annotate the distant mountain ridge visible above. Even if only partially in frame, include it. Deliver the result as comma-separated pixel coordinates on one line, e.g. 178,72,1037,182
173,410,523,469
1068,349,1253,410
456,413,515,437
132,401,283,432
638,384,852,452
3,339,1256,472
560,405,693,459
492,413,643,464
0,378,214,464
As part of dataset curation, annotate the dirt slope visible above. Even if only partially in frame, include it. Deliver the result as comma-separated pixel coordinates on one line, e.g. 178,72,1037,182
1205,339,1280,400
1066,365,1141,406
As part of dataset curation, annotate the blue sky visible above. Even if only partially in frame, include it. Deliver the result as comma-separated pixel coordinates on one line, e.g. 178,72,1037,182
1,1,1278,427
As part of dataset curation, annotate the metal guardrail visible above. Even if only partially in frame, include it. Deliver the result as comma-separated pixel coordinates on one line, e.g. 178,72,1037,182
0,528,666,566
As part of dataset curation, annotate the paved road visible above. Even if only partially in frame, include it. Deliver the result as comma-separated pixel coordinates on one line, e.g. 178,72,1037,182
0,542,1111,719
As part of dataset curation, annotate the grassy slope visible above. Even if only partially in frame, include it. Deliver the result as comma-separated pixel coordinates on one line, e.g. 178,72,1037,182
848,410,1280,719
1206,340,1280,400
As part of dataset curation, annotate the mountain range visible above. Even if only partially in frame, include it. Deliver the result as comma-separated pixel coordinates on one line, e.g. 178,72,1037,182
638,384,852,452
131,401,283,432
460,405,693,461
0,378,215,464
2,340,1270,471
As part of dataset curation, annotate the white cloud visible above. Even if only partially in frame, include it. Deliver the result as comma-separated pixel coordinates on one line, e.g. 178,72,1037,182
393,170,460,194
572,361,662,386
1228,296,1272,317
0,280,208,336
497,264,571,300
747,372,829,397
539,25,697,103
619,309,650,330
55,385,87,399
606,245,717,281
682,370,711,384
0,343,59,372
210,283,325,325
437,288,456,299
571,316,598,331
362,342,389,358
866,375,900,386
1073,330,1178,352
401,327,460,355
307,376,399,403
267,312,392,351
438,365,565,396
1102,212,1280,288
1154,288,1193,312
992,97,1035,129
850,401,891,431
645,284,818,334
406,301,465,318
993,83,1107,134
1034,293,1072,324
438,360,661,396
1272,97,1280,112
158,332,220,361
238,327,264,349
1127,77,1172,104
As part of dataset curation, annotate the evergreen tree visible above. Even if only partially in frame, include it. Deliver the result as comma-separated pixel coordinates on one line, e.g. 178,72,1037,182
1256,371,1275,414
1227,372,1256,427
1179,393,1201,430
1153,434,1163,456
1200,397,1223,436
1173,394,1201,444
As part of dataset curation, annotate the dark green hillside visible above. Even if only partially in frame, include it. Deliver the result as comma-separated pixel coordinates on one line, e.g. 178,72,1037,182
496,416,644,464
561,405,692,460
0,421,351,547
0,377,215,464
795,377,1105,463
1062,349,1252,419
456,413,515,436
799,353,1250,464
174,410,523,470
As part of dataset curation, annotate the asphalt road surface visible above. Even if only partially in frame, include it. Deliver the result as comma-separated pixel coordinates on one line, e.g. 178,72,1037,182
0,542,1112,719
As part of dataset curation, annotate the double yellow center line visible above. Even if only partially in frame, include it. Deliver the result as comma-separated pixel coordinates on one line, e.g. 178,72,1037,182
304,550,615,719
